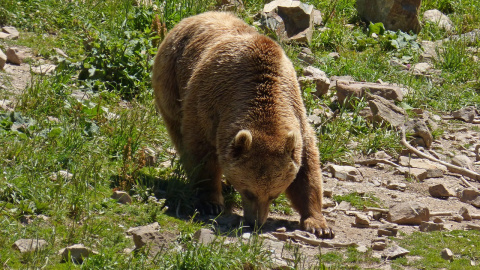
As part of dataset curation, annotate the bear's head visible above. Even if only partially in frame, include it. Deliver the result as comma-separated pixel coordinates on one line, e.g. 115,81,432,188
220,129,302,227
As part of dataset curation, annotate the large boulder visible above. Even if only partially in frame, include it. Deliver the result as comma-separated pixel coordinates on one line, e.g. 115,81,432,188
387,202,430,225
357,0,421,33
261,0,315,43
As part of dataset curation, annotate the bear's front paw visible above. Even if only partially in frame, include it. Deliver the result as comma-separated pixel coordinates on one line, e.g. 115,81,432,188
301,216,334,239
195,201,225,216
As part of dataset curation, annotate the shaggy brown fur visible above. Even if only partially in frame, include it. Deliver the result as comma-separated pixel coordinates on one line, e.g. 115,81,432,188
152,12,333,238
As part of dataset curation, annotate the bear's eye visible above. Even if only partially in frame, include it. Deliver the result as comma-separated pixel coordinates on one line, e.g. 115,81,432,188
243,190,257,201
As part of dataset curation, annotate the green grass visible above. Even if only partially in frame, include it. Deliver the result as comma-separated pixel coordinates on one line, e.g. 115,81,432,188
333,192,382,209
1,0,480,268
393,230,480,269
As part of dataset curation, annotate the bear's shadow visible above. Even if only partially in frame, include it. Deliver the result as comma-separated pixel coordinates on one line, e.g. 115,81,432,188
112,169,301,236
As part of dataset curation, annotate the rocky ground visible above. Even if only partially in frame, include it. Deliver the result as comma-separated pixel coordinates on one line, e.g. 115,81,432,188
2,1,480,268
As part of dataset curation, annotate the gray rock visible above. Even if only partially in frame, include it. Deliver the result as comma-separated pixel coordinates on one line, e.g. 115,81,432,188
261,0,315,43
336,80,404,104
419,221,444,232
378,223,398,237
54,48,69,58
193,228,216,244
372,237,388,250
412,62,432,75
111,191,132,204
298,66,330,96
356,0,421,33
325,164,363,182
337,201,352,212
423,9,453,31
441,248,454,261
459,207,472,221
322,197,335,208
6,47,23,65
59,244,98,263
383,245,410,260
452,214,463,222
368,94,406,128
452,106,478,123
49,170,73,181
405,119,434,148
387,202,430,225
354,213,370,227
386,181,406,191
420,40,442,62
13,239,48,253
127,222,163,249
312,9,322,26
458,188,480,203
0,49,6,70
31,64,56,75
0,32,11,39
398,157,446,178
328,52,340,60
428,183,455,198
375,151,392,160
451,155,473,170
2,26,19,39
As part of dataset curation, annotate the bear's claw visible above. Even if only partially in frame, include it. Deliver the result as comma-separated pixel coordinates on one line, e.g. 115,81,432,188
195,202,224,216
302,216,335,239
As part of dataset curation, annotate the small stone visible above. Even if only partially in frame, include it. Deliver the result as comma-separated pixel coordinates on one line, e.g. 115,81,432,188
458,188,480,203
13,239,48,253
31,64,56,75
451,155,474,171
452,106,478,123
326,164,363,181
378,223,398,237
111,191,132,204
6,47,24,65
372,237,387,250
242,232,251,239
337,201,352,212
50,170,73,181
276,227,287,232
356,245,368,253
441,248,454,261
459,207,472,221
328,52,340,60
433,217,443,223
322,197,335,208
419,221,444,232
354,213,370,227
59,244,98,264
2,26,19,39
193,228,216,245
429,184,455,198
0,32,11,39
299,66,330,97
323,188,333,198
374,151,392,160
424,9,453,31
452,214,463,222
386,182,406,191
54,48,69,58
383,245,410,260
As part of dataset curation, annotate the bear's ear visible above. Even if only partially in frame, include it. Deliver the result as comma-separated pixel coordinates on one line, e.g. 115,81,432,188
285,131,297,157
232,129,252,156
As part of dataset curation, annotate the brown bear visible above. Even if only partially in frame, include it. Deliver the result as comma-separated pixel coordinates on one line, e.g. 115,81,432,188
152,11,333,238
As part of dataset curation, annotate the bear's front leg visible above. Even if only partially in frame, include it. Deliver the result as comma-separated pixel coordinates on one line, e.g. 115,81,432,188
286,130,334,239
180,136,225,216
